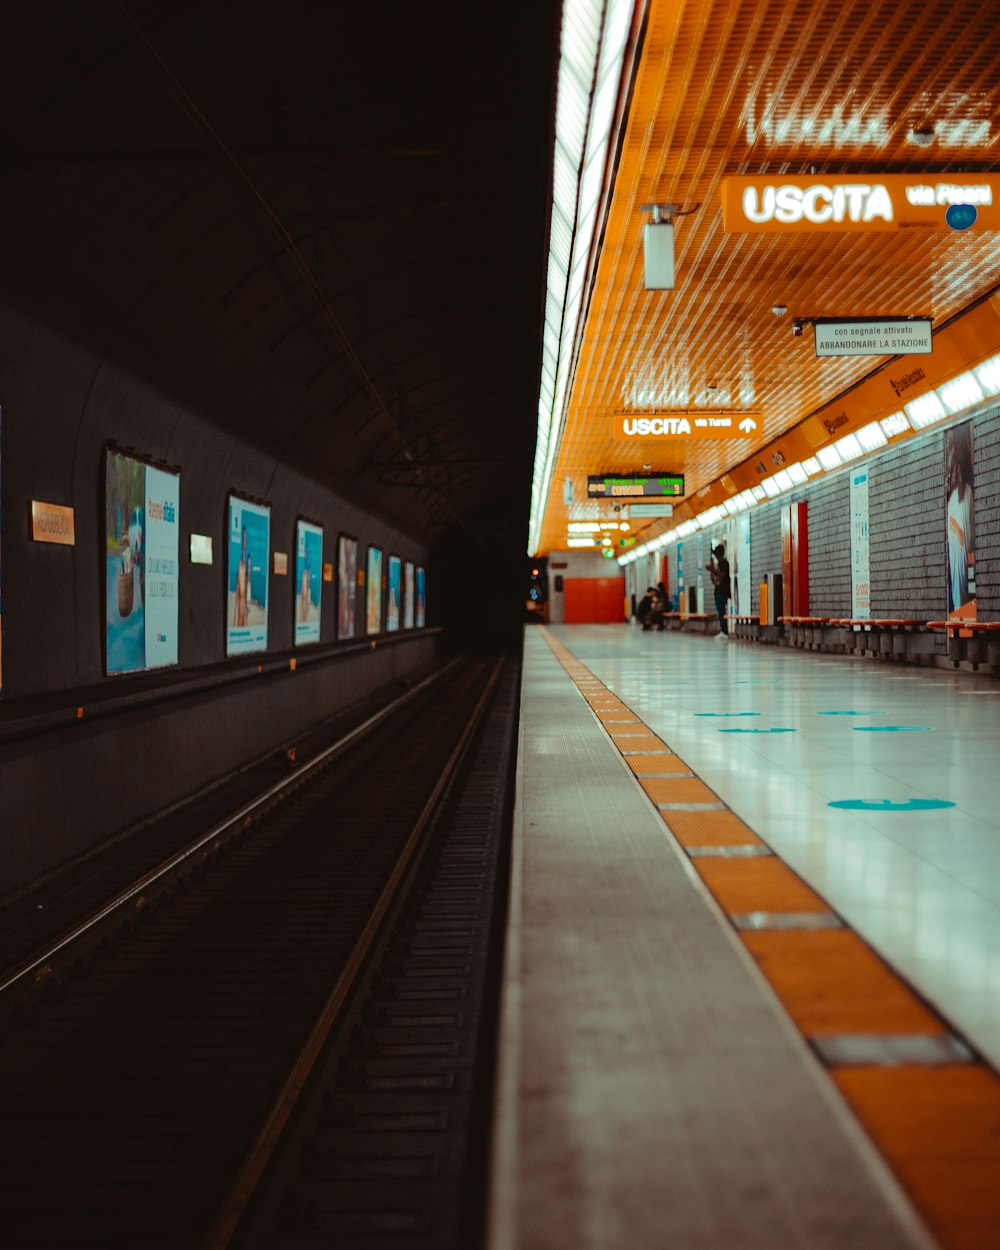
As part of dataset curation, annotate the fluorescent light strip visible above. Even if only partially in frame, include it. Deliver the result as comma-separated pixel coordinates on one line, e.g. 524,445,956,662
527,0,632,554
938,372,984,414
856,421,888,452
834,432,863,461
974,352,1000,395
880,412,910,437
905,391,946,428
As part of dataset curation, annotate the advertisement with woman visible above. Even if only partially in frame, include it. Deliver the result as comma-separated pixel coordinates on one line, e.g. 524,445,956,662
227,496,270,655
105,449,179,674
294,520,323,645
337,534,357,639
386,555,401,631
946,420,976,623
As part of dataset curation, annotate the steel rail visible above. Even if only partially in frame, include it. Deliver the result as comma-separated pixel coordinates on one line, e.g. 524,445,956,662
204,655,505,1250
0,659,462,1002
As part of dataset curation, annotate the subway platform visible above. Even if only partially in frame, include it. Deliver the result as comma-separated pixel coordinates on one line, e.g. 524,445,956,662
487,625,1000,1250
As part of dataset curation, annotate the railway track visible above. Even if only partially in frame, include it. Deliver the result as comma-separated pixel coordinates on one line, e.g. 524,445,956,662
0,656,518,1250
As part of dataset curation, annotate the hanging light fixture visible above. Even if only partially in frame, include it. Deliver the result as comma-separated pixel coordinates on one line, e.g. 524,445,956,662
639,201,700,290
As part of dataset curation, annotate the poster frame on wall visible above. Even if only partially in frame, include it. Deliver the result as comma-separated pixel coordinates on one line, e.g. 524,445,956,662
103,443,181,677
945,419,976,629
294,517,323,646
366,545,383,635
415,565,426,628
850,466,871,621
403,560,415,630
337,532,359,640
225,492,271,657
386,553,401,632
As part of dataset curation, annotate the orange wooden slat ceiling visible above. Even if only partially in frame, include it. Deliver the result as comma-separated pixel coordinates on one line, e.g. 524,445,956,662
538,0,1000,553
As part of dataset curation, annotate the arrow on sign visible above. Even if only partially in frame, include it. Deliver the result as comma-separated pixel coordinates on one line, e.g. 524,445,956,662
739,417,757,433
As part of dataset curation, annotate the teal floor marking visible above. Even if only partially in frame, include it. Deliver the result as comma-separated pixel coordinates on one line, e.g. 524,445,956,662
817,710,874,716
696,712,761,718
852,725,932,733
828,798,955,812
719,727,796,734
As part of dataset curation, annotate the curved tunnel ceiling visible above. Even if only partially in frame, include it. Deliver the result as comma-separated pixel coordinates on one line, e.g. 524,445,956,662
3,2,561,544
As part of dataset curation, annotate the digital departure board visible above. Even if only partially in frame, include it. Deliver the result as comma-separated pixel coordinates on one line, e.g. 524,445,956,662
587,474,685,499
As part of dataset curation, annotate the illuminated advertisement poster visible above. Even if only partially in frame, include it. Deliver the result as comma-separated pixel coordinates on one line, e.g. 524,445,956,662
105,449,180,674
366,546,383,634
294,520,323,646
337,534,357,639
386,555,401,632
404,561,415,629
945,420,976,624
227,496,270,655
850,467,871,620
415,566,426,627
734,513,751,617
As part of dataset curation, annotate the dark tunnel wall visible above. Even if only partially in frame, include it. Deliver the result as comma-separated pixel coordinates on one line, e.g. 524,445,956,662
0,296,439,897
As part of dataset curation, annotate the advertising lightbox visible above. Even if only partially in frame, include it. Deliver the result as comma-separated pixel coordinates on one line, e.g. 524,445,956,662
404,561,415,629
294,520,323,645
415,566,426,628
105,448,180,674
366,546,383,635
337,534,358,639
226,496,270,656
386,555,401,632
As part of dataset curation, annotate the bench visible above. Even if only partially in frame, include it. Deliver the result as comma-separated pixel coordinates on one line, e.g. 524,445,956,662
778,615,831,650
927,620,1000,669
825,618,927,659
728,613,759,642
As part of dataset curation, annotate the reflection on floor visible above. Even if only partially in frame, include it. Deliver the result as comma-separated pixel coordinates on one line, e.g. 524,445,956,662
548,623,1000,1072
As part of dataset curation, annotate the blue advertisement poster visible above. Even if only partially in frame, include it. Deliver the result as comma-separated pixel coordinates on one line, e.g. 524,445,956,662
294,520,323,645
227,496,270,655
337,534,357,639
105,450,180,674
366,546,383,635
386,555,401,631
404,561,414,629
415,566,426,627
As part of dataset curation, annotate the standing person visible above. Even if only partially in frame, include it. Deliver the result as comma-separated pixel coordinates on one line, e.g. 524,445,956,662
708,543,731,639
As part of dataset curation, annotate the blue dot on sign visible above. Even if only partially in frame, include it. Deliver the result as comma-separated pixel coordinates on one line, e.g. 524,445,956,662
696,712,761,718
719,727,796,734
852,725,931,733
829,798,955,812
946,203,977,231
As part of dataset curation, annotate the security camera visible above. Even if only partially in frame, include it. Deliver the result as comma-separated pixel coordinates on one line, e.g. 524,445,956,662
792,319,804,337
